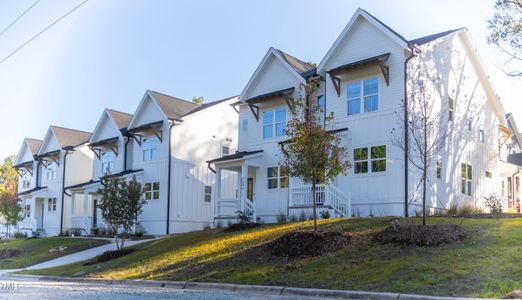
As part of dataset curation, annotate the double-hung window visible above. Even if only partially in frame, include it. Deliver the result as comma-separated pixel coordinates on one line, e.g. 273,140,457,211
354,145,386,174
267,166,289,189
461,163,472,196
48,198,57,212
222,146,230,156
241,119,248,133
436,161,442,179
263,108,287,139
204,186,212,202
47,163,57,181
22,172,31,189
101,151,115,174
479,129,485,143
144,182,160,200
448,97,454,122
347,77,379,115
143,137,158,161
25,205,30,218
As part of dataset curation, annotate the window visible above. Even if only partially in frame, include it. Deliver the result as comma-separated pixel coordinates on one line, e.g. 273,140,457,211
318,95,325,110
461,163,472,196
354,145,386,174
241,119,248,133
448,97,454,122
479,130,485,143
222,146,230,156
466,112,472,131
267,166,288,189
25,205,30,218
263,108,287,139
144,182,160,200
47,163,57,181
204,186,212,202
22,172,31,189
347,77,379,116
486,171,492,178
142,137,158,161
47,198,56,212
101,151,115,174
436,161,442,179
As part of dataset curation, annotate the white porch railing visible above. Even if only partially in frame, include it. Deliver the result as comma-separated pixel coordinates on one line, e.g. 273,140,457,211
289,185,351,217
216,197,256,221
70,216,92,234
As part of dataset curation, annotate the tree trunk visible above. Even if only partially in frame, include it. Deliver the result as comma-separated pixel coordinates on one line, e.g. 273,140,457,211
423,115,428,226
312,182,317,232
422,170,427,225
121,231,126,250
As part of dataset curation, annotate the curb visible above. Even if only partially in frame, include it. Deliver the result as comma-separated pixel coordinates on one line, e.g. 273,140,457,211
4,274,493,300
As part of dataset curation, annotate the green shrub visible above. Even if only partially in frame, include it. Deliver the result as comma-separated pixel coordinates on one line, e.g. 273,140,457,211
298,210,307,222
320,210,330,219
483,194,503,213
14,232,26,239
276,212,287,224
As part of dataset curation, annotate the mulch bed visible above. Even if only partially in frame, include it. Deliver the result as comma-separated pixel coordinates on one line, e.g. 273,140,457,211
375,224,469,247
0,249,21,259
83,248,136,266
224,223,260,232
265,231,352,258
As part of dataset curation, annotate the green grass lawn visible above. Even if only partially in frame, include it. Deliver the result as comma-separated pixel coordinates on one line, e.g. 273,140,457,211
18,217,522,298
0,237,109,269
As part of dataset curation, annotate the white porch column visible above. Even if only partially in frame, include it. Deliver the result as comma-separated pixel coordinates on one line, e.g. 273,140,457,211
214,167,222,219
241,164,248,200
83,191,89,234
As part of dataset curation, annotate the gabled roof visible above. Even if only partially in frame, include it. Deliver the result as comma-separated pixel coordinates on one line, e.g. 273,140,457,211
51,125,92,148
182,95,239,117
106,109,133,130
410,28,465,46
361,9,409,45
25,138,43,155
273,48,316,79
149,90,199,121
506,113,522,147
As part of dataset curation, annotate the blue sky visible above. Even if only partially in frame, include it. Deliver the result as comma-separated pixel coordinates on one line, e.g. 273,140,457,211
0,0,519,160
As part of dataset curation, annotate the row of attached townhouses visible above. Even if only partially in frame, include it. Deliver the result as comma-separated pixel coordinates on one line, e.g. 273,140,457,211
13,8,522,236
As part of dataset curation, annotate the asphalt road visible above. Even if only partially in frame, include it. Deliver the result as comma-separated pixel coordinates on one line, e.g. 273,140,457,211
0,278,327,300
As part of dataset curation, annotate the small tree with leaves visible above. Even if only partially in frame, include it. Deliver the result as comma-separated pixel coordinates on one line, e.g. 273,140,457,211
97,176,145,250
192,96,204,105
392,61,448,225
280,78,351,231
0,180,23,238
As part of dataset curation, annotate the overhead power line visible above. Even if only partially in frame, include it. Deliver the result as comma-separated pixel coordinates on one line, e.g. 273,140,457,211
0,0,41,38
0,0,89,66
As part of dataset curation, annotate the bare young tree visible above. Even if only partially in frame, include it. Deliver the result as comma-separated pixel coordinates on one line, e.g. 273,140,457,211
392,62,448,225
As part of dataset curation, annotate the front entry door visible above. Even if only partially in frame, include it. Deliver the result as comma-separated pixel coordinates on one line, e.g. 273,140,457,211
247,178,254,201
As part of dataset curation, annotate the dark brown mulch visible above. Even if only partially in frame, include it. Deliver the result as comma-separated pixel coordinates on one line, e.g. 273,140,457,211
375,224,469,247
83,248,136,266
224,223,260,232
0,249,21,259
265,231,352,258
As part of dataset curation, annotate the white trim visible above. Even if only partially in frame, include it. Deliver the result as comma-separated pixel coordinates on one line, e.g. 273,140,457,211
88,109,124,144
127,90,169,130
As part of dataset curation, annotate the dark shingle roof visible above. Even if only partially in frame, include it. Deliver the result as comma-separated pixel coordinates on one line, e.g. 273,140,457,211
207,150,264,164
274,48,316,79
107,109,133,130
25,138,42,155
149,90,199,121
183,95,238,117
409,28,464,45
51,126,92,148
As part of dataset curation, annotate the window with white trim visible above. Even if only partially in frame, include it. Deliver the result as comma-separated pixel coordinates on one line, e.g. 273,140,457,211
101,151,115,174
354,145,386,174
204,185,212,202
222,146,230,156
448,97,454,122
347,77,379,116
479,129,485,143
461,163,472,196
47,198,57,212
263,108,287,139
25,204,30,218
241,119,248,133
486,171,492,178
436,161,442,179
142,137,158,161
267,166,289,189
47,163,57,181
466,112,472,131
22,171,31,189
144,182,160,200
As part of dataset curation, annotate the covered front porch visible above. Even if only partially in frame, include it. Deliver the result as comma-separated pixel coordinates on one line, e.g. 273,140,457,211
499,160,522,212
68,182,101,235
17,187,48,235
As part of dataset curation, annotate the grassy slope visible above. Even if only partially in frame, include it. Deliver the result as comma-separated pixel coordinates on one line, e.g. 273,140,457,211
19,217,522,298
0,237,109,269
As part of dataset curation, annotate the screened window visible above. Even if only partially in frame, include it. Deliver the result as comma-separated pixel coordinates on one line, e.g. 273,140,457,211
461,163,472,196
142,137,158,161
47,198,57,212
347,77,379,115
101,151,115,174
144,182,160,200
47,163,57,181
263,108,287,139
204,186,212,202
241,119,248,133
267,166,288,189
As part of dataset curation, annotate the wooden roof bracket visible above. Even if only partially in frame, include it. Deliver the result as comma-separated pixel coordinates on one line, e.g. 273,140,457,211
129,132,143,146
283,96,294,110
109,145,119,157
248,103,259,121
88,145,101,159
379,61,390,86
329,73,341,97
151,127,163,143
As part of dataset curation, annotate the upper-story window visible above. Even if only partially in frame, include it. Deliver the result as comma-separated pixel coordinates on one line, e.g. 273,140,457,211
142,137,158,161
466,112,472,131
22,172,31,189
263,108,287,139
347,77,379,116
222,145,230,156
479,129,485,143
241,119,248,133
101,151,115,174
47,162,57,181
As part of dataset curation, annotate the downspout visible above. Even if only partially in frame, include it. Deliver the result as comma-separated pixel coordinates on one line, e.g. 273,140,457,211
123,133,131,171
59,150,70,235
35,159,41,188
166,121,176,235
404,45,416,217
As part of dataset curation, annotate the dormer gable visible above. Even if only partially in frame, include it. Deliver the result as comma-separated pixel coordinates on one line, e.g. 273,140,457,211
14,138,42,172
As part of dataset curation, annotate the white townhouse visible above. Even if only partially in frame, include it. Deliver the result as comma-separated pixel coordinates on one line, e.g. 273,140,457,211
209,8,520,222
15,126,93,236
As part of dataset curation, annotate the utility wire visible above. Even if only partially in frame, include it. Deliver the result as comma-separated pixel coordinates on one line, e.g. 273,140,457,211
0,0,41,38
0,0,89,66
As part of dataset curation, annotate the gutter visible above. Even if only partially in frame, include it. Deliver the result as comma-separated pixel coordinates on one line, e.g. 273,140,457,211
166,120,176,235
403,45,416,218
123,132,131,171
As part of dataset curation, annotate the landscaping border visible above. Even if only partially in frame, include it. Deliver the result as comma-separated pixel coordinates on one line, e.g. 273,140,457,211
4,274,493,300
